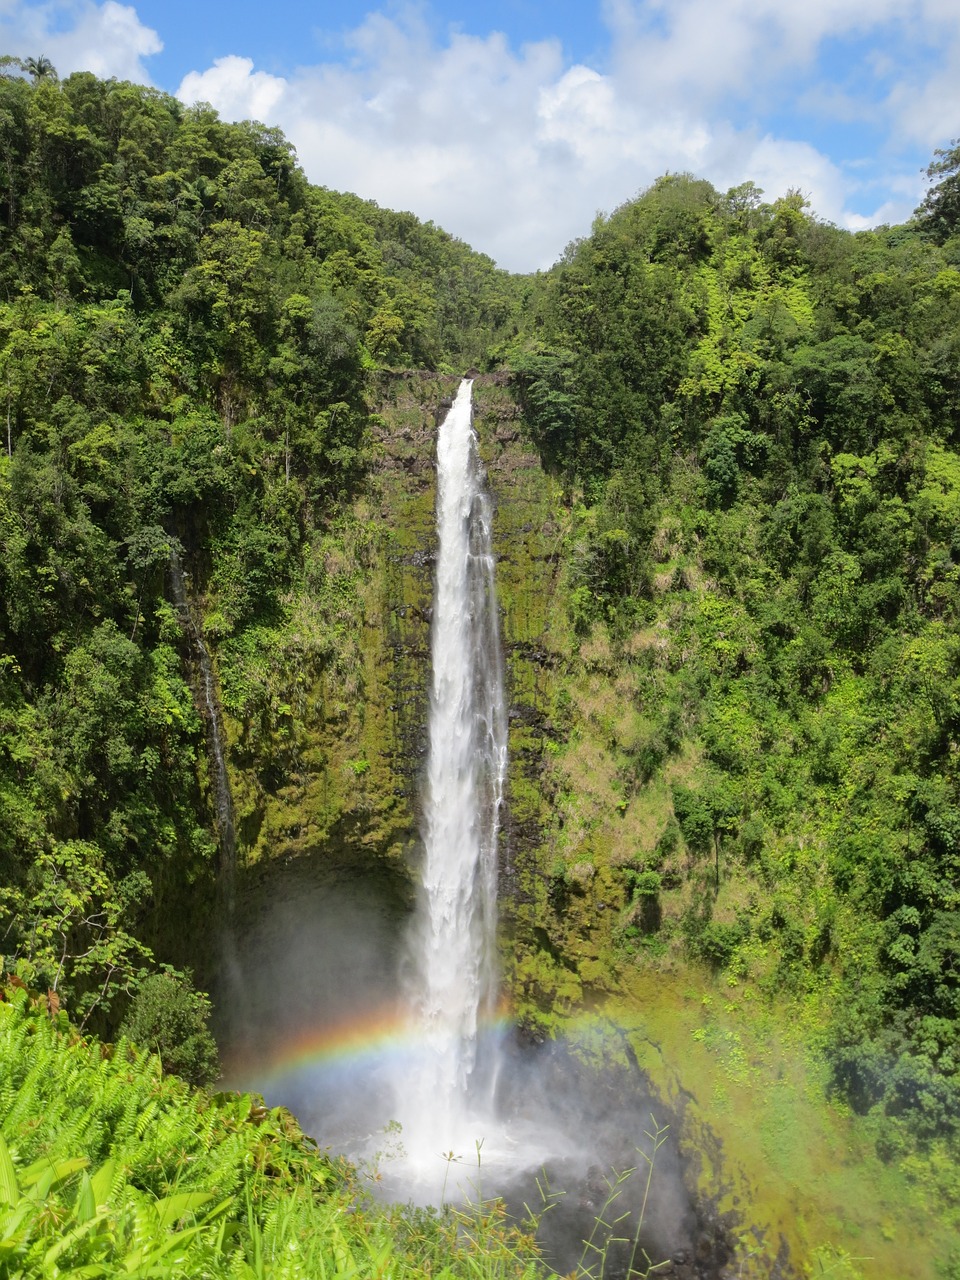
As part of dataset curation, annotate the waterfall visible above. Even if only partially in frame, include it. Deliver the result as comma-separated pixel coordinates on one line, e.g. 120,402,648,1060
169,548,237,887
401,377,509,1162
169,548,247,1032
228,380,708,1275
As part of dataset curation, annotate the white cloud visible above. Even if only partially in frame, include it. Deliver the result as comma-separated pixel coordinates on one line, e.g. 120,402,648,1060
5,1,958,269
0,1,161,83
725,136,849,218
177,22,578,269
844,200,903,230
606,0,960,147
884,43,960,149
179,56,286,123
177,11,893,270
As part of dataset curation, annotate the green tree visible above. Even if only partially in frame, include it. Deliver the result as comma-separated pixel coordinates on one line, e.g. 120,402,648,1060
0,841,152,1027
24,56,57,82
120,969,220,1086
916,139,960,247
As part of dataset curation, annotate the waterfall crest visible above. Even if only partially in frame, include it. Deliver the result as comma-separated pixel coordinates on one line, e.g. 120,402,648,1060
401,377,508,1161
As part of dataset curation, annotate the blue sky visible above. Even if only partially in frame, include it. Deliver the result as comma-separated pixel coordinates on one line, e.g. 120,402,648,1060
128,2,611,81
2,1,958,270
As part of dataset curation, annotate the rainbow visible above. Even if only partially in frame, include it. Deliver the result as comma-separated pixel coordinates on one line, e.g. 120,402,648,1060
221,1000,515,1089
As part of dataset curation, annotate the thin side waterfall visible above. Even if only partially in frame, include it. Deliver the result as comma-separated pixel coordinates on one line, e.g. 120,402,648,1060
169,549,244,1020
400,377,509,1165
169,548,236,884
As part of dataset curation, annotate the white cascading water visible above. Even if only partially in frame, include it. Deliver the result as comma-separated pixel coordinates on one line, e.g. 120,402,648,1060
233,378,693,1272
399,377,509,1170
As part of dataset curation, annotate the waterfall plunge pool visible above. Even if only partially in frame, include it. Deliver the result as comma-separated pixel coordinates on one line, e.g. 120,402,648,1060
214,812,737,1279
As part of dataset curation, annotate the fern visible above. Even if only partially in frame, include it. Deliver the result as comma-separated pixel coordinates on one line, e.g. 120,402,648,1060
0,982,549,1278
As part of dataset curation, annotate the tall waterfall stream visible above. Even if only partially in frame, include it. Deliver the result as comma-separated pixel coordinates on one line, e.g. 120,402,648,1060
399,376,509,1167
222,381,734,1277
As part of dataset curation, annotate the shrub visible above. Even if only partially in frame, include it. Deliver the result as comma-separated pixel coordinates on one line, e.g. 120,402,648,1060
671,783,713,853
120,969,220,1087
695,921,742,969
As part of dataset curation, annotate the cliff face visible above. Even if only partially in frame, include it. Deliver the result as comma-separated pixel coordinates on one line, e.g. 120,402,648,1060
192,374,571,1069
212,379,551,847
205,375,563,975
218,376,444,887
175,373,681,1039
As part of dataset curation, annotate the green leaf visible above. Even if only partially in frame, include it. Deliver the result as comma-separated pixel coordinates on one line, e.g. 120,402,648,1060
89,1159,119,1209
153,1190,214,1229
0,1200,33,1247
74,1171,96,1224
19,1154,88,1191
0,1135,19,1206
122,1223,203,1272
42,1209,109,1267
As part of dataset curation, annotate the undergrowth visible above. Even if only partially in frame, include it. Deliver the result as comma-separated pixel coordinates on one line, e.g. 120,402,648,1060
0,979,549,1279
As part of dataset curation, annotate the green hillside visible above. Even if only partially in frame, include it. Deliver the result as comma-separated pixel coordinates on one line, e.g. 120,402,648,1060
2,58,960,1278
508,172,960,1145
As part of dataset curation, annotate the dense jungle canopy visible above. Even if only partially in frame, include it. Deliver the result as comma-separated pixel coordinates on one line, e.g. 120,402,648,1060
1,59,960,1278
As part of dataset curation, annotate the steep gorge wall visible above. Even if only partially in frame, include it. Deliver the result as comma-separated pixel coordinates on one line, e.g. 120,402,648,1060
165,372,687,1035
192,378,561,958
175,376,574,1009
161,374,577,1067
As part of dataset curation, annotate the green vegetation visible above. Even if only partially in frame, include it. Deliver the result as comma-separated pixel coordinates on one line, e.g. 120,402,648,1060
0,62,524,1027
0,979,546,1278
119,969,219,1087
1,53,960,1280
503,172,960,1267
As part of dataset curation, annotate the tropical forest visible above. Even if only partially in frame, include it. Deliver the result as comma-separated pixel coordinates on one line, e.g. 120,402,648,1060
1,56,960,1279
